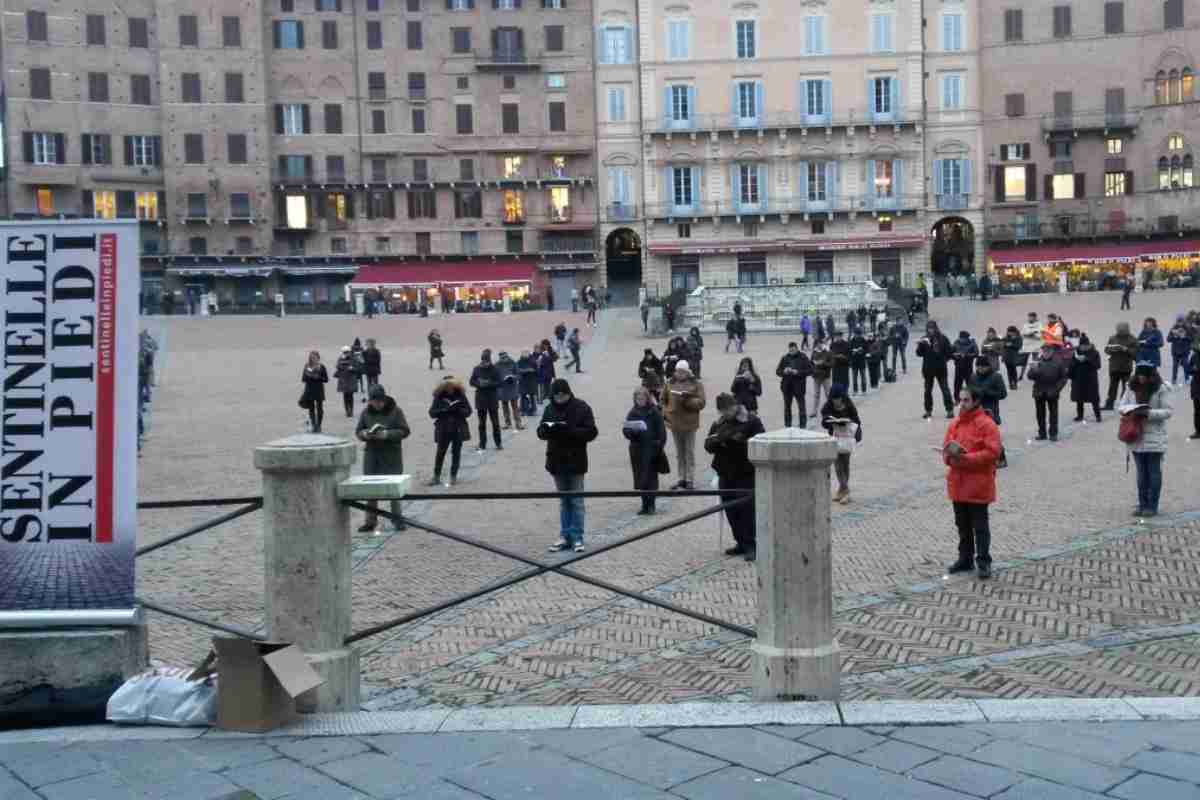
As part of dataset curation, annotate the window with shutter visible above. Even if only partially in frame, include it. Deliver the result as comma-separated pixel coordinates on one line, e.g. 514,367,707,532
131,74,152,104
548,101,566,132
412,108,426,133
1165,0,1184,29
407,72,425,99
225,73,244,103
129,17,148,47
326,156,345,181
369,72,387,100
325,104,343,133
27,10,47,42
365,20,382,49
1105,2,1124,33
735,19,755,59
223,16,241,46
179,15,198,46
545,25,563,51
407,20,422,49
456,104,474,133
181,73,201,103
1052,5,1071,38
1004,9,1022,41
1105,88,1125,123
322,20,338,48
88,72,109,102
30,68,51,100
1053,91,1072,121
942,13,962,51
607,87,626,122
1004,93,1024,117
227,134,248,164
86,14,106,45
452,28,471,52
184,134,204,164
502,103,520,134
275,20,304,49
371,109,387,134
667,20,690,59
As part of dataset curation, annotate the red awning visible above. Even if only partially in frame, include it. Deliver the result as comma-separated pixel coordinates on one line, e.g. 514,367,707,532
349,261,535,287
990,239,1200,268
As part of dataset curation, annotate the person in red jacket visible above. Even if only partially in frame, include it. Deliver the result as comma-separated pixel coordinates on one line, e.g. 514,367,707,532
942,385,1003,579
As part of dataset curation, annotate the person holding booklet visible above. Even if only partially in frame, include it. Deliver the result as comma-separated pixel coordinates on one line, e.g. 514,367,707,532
1118,362,1172,517
427,376,472,487
623,387,667,516
662,360,707,490
820,385,863,505
704,393,766,561
355,384,411,533
539,379,599,552
942,385,1003,580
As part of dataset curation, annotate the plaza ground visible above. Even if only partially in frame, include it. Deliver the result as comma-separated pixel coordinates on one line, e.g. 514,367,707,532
135,288,1200,708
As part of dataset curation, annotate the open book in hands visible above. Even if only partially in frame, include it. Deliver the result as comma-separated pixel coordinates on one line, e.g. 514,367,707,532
622,419,648,432
366,424,386,436
1119,403,1151,415
825,417,855,425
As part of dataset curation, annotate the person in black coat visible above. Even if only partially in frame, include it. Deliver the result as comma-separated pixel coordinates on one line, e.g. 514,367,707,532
730,357,763,412
363,338,382,389
866,332,885,389
428,376,472,486
469,349,503,451
428,330,445,371
1069,334,1103,423
916,321,955,419
848,329,869,395
623,387,667,515
776,341,813,428
1027,344,1069,440
704,393,766,561
517,350,538,415
829,330,851,388
951,331,980,399
301,350,328,432
638,348,665,402
967,356,1008,425
539,378,599,552
1001,326,1024,390
821,386,863,504
1189,345,1200,440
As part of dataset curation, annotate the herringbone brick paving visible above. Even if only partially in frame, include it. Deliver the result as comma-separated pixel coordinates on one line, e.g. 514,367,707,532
137,292,1200,707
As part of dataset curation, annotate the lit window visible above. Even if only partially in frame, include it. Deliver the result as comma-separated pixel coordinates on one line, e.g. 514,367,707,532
135,191,158,220
549,186,570,221
92,190,116,219
874,160,894,198
550,156,566,177
1169,134,1185,150
546,73,565,89
1183,68,1194,101
1003,165,1026,200
502,190,525,223
286,194,308,228
735,20,756,59
281,104,306,135
503,156,523,178
1107,138,1123,155
1104,172,1126,196
1051,173,1074,200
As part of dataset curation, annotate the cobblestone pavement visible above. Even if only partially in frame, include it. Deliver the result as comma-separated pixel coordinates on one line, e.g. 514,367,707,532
6,716,1200,799
135,290,1200,706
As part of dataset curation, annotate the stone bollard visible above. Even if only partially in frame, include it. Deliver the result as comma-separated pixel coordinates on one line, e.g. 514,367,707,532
254,433,359,712
747,428,841,702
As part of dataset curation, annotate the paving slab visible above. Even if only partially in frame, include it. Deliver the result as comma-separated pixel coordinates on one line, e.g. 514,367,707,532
448,747,676,800
1108,773,1200,800
661,727,825,774
314,752,433,797
37,771,139,800
889,725,994,755
997,722,1151,766
571,702,840,729
779,754,976,800
1126,749,1200,784
671,766,839,800
968,739,1135,793
273,737,371,766
182,740,282,771
223,758,355,800
850,740,942,773
976,698,1142,723
0,750,104,788
367,731,535,772
798,727,885,756
839,701,984,725
520,726,652,758
0,772,39,800
440,705,577,732
579,736,728,789
992,778,1109,800
910,754,1022,797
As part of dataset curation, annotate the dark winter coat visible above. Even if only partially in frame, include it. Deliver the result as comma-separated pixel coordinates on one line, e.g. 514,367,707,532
829,340,851,381
1002,333,1024,367
866,339,885,365
429,380,472,444
916,332,953,376
495,355,519,402
730,372,763,412
362,346,382,378
888,322,909,349
776,351,813,393
848,335,868,368
704,410,766,480
1136,328,1164,367
301,363,329,403
428,333,444,359
966,369,1009,424
820,398,864,442
470,361,501,407
356,396,410,474
951,336,980,370
1027,355,1069,400
1068,347,1102,404
624,403,667,491
1105,332,1139,374
981,335,1005,368
334,354,358,394
1191,351,1200,400
811,349,833,382
1168,325,1194,358
537,395,598,476
517,355,538,395
536,350,557,384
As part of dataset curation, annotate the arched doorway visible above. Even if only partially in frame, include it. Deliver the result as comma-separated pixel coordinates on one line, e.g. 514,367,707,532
605,228,642,306
930,217,975,296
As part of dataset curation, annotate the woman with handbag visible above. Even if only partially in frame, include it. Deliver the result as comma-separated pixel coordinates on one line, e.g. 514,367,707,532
821,385,863,504
623,387,668,516
300,350,329,432
1118,362,1173,517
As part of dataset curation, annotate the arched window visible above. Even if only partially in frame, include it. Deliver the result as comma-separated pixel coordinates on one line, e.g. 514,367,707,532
1159,156,1171,189
1169,69,1181,103
1156,70,1168,104
1183,68,1195,101
1184,154,1195,188
1171,156,1182,188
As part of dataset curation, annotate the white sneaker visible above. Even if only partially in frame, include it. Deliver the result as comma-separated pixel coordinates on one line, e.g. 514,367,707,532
548,539,569,552
573,542,586,553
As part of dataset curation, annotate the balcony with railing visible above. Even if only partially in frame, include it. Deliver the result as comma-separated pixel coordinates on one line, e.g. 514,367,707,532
1040,111,1141,135
986,212,1165,244
539,234,596,254
475,48,541,70
606,201,638,222
645,109,913,137
645,192,923,220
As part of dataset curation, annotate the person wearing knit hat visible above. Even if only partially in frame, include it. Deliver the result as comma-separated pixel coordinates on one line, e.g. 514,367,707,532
1118,361,1172,517
662,358,707,490
538,378,598,552
704,393,765,561
1069,334,1103,423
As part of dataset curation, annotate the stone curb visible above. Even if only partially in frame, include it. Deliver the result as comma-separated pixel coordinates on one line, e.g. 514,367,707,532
5,697,1200,745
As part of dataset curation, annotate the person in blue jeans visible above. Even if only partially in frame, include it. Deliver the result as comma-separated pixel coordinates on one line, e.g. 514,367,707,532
1167,315,1193,384
538,378,598,552
1118,362,1172,518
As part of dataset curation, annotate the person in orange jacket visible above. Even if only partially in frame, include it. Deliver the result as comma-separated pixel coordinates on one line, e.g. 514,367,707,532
942,384,1003,580
1041,313,1066,348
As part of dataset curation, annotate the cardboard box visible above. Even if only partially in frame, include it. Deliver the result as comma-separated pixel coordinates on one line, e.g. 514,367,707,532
211,638,325,732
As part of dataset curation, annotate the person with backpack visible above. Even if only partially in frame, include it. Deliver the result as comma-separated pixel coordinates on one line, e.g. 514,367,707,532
942,384,1003,580
427,376,472,487
334,346,359,418
866,332,885,390
1104,321,1139,410
734,313,748,353
1027,344,1069,441
1119,362,1173,517
469,349,503,451
1069,335,1103,423
776,341,813,428
687,327,704,378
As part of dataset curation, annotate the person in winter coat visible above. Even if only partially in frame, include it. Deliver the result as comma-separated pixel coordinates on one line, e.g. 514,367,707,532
951,331,980,399
1137,317,1164,367
866,332,885,389
847,329,869,394
1119,362,1173,516
776,341,813,428
350,338,366,393
1104,321,1139,409
638,348,665,402
967,356,1008,425
539,378,599,552
815,315,827,346
705,393,766,561
942,384,1003,579
829,330,851,389
536,340,558,402
428,376,472,486
355,384,411,532
301,350,329,432
334,346,359,417
917,321,955,419
825,313,836,340
810,341,834,419
1167,315,1193,384
981,328,1004,371
687,327,705,376
821,385,863,504
730,357,763,412
623,387,667,515
725,317,739,353
363,338,382,389
495,351,523,431
733,314,747,353
427,330,446,371
1188,344,1200,439
469,349,503,451
1002,326,1024,390
1069,335,1103,423
888,319,909,374
517,350,538,414
800,314,812,349
554,322,568,355
1027,344,1069,440
564,328,584,373
662,360,706,490
1041,314,1066,349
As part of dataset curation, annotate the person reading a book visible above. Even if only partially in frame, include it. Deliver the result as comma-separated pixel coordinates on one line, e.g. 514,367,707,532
662,360,707,491
539,379,598,553
355,384,411,533
704,393,765,561
624,387,667,516
1118,362,1172,517
820,385,863,505
1104,322,1139,410
943,385,1002,579
428,376,472,487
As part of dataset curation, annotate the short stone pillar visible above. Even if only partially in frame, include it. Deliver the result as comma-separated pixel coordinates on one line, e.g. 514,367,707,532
254,433,359,712
748,428,840,702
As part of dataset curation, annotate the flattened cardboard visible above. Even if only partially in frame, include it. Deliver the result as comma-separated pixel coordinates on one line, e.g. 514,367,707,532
262,645,324,697
212,638,326,733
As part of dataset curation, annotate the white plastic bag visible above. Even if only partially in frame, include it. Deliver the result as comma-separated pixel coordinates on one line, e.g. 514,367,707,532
107,667,216,727
832,422,858,453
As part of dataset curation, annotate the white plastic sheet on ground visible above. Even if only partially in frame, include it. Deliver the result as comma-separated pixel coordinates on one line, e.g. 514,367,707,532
106,667,216,727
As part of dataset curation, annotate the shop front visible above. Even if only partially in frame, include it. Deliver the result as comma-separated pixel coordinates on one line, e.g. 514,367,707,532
349,260,544,314
989,240,1200,294
164,264,357,313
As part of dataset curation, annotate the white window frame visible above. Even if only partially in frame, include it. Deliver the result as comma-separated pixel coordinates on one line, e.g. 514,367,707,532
737,81,757,121
804,15,826,56
131,135,156,166
941,12,963,52
608,166,632,204
738,163,759,205
939,159,963,196
807,162,827,202
667,19,691,60
277,20,302,49
135,190,158,220
874,160,894,199
735,19,756,59
806,80,826,117
1104,171,1126,197
497,0,517,9
1051,173,1074,200
873,76,893,115
31,132,57,165
281,104,305,135
871,13,894,53
1003,165,1026,200
670,84,691,123
672,165,693,208
87,135,107,165
601,26,629,64
449,0,471,9
941,73,963,110
607,87,626,122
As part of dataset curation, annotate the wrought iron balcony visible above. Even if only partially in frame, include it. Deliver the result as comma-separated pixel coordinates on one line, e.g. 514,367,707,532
1040,111,1141,135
